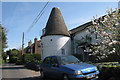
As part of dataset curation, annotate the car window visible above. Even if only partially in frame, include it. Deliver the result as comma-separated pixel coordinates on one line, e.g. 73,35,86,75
60,56,80,65
43,57,50,64
50,57,58,65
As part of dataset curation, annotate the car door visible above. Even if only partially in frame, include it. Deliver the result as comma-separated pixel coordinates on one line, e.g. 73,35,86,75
49,57,62,79
41,57,51,78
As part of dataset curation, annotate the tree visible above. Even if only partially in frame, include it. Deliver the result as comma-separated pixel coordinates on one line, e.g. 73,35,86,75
2,52,7,62
0,24,7,62
0,24,7,52
88,8,120,61
9,49,19,63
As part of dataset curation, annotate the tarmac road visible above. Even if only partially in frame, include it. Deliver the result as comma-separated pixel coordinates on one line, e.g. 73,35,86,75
1,63,40,80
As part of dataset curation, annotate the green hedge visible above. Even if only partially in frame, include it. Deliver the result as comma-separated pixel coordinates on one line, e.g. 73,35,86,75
98,66,120,80
101,54,120,62
10,56,18,63
33,54,41,60
34,60,42,65
23,54,34,63
23,53,41,64
15,59,23,65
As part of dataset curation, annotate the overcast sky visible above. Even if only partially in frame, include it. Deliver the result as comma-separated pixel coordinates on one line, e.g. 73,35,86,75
2,2,118,51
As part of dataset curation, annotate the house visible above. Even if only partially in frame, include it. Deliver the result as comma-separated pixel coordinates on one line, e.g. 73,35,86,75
40,7,95,60
41,3,120,60
41,7,71,59
25,37,41,54
70,21,95,61
26,2,120,60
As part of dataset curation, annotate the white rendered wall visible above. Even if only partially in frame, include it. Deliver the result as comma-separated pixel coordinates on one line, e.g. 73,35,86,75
73,28,96,54
41,35,71,59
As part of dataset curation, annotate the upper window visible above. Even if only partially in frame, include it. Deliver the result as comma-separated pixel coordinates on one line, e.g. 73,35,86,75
42,28,46,35
43,57,50,64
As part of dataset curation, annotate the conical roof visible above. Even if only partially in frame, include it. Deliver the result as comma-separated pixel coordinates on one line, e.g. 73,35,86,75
41,7,70,38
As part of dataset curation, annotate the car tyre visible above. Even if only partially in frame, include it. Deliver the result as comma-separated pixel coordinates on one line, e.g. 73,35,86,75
63,74,69,80
41,71,45,80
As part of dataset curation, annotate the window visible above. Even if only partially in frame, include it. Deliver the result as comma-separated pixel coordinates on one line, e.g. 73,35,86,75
43,57,50,64
38,45,41,47
61,49,65,55
50,57,58,65
28,49,31,53
42,28,46,35
60,56,80,65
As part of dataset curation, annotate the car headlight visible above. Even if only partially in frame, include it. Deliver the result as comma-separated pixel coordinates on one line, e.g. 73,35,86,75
74,71,82,75
95,67,98,71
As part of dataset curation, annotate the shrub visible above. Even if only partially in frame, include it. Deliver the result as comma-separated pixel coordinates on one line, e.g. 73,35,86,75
98,67,112,80
33,54,41,60
10,56,18,63
23,53,41,71
16,59,23,65
23,54,34,63
98,65,120,80
25,61,40,71
34,60,42,65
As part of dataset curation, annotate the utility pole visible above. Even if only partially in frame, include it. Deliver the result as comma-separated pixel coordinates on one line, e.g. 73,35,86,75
22,32,24,55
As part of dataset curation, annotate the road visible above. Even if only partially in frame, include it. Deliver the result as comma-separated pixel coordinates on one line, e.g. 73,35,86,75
1,63,41,80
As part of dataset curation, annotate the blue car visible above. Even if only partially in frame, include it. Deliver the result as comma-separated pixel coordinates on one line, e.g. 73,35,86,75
40,55,99,80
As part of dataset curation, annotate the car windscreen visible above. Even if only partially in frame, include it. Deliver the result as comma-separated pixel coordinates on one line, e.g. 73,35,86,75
59,56,81,65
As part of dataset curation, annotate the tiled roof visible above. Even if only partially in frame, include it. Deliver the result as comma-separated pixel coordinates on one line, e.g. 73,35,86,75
41,7,70,38
70,9,120,35
70,21,92,35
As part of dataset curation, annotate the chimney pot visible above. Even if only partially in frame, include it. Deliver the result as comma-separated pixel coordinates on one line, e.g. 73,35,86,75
34,37,37,54
28,40,32,47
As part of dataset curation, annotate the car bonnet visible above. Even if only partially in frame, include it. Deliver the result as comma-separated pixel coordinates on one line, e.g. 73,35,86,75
62,63,95,71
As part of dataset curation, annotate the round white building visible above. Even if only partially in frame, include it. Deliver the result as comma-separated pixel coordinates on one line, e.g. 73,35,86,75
41,7,71,59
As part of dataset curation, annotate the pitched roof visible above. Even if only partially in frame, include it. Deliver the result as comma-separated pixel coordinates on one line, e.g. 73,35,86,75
70,21,92,35
41,7,70,38
70,9,120,35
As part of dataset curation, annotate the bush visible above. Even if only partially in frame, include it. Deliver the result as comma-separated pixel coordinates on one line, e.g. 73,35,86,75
34,60,42,65
23,53,41,71
33,54,41,60
25,61,40,71
9,49,19,63
100,54,120,62
23,54,34,63
98,65,120,80
10,56,18,63
23,53,41,63
16,59,23,65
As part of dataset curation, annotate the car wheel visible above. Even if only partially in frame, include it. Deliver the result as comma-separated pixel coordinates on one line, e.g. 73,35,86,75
41,71,45,80
63,74,69,80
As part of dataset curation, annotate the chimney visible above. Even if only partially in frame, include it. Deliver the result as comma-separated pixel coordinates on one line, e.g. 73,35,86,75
28,40,32,47
34,37,37,54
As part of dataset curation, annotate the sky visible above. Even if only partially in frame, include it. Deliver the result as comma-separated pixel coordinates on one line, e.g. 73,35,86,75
2,1,119,51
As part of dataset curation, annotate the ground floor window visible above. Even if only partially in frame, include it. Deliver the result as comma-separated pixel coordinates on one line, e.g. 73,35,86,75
61,49,65,55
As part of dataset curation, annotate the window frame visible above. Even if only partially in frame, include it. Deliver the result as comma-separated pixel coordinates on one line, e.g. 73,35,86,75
43,57,50,64
50,56,59,67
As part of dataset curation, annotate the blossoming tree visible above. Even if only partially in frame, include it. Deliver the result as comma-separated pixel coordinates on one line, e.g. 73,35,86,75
88,8,120,61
